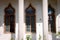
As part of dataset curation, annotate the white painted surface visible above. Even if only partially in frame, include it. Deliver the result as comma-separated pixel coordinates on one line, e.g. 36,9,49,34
43,0,48,40
0,27,4,34
0,0,60,40
24,0,43,40
0,34,11,40
19,0,25,40
0,0,18,40
36,23,43,40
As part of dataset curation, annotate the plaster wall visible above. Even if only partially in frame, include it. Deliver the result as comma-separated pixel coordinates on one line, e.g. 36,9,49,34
0,0,18,40
24,0,43,40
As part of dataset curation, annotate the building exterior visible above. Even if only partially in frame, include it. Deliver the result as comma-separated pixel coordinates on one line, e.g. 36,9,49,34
0,0,60,40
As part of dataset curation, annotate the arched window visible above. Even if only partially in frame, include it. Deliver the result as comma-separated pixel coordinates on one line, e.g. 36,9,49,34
25,4,36,33
4,3,15,33
48,4,56,33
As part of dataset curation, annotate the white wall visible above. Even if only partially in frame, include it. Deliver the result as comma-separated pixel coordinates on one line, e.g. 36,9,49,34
0,0,18,40
24,0,43,40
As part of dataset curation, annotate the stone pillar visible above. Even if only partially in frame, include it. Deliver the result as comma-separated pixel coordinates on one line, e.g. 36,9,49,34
42,0,48,40
18,0,25,40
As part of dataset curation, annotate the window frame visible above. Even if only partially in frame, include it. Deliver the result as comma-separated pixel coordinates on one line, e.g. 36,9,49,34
4,3,15,33
26,14,36,33
25,4,36,33
48,4,56,33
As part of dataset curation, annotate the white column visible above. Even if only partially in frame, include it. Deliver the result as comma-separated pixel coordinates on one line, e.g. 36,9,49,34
42,0,48,40
18,0,25,40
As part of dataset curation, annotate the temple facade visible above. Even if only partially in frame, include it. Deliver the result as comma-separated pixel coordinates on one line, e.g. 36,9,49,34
0,0,60,40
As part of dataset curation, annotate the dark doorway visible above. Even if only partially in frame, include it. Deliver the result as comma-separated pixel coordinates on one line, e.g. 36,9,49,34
48,4,56,33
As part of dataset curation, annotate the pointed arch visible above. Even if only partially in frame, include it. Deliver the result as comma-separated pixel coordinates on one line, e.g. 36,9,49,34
4,3,15,33
48,4,56,33
25,4,36,33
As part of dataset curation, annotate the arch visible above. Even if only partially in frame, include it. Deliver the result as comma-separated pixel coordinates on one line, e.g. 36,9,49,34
48,4,56,33
4,3,15,33
25,4,36,15
25,4,36,33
